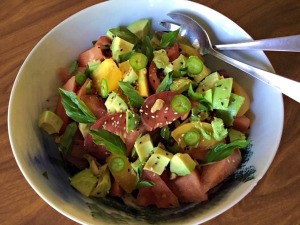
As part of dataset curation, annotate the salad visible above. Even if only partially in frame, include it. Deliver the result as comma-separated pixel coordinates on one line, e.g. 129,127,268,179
38,18,251,209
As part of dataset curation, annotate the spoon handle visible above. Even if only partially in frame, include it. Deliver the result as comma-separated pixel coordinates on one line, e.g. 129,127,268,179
214,35,300,52
209,49,300,103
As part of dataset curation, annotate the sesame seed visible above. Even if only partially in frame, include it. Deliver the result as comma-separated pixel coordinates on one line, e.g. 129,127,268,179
146,105,149,108
145,112,148,115
119,114,122,118
165,107,169,110
151,115,155,118
140,109,143,113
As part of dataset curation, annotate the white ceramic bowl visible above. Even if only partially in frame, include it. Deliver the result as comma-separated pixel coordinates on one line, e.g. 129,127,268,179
8,0,284,224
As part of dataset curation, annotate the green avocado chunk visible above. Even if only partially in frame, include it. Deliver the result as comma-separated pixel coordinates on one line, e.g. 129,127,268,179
105,92,128,113
215,93,245,126
134,134,154,161
170,153,197,176
70,168,98,197
212,77,233,110
111,36,134,62
143,147,173,175
127,18,151,39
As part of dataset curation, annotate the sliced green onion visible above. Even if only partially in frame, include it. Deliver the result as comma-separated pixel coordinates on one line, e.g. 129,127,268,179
170,94,191,115
183,130,200,146
100,78,109,98
75,72,87,85
109,156,125,173
186,56,203,75
129,52,148,70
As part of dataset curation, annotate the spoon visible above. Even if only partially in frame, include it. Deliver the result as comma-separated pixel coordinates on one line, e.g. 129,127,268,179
160,21,300,52
161,12,300,103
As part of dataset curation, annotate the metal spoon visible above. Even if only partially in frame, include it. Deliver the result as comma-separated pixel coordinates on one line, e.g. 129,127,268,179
160,21,300,52
161,12,300,103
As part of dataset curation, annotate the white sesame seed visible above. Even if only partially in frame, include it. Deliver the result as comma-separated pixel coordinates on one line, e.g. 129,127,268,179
151,115,155,118
140,109,143,113
165,107,169,110
145,112,148,115
119,114,122,118
146,105,149,108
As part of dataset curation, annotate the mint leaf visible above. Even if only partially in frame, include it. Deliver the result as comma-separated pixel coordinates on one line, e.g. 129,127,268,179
58,122,78,156
188,84,212,110
135,164,154,189
119,50,135,63
140,36,154,62
90,129,127,156
160,29,180,49
109,26,139,45
68,60,78,76
118,81,144,108
59,88,97,124
205,139,249,164
156,72,172,93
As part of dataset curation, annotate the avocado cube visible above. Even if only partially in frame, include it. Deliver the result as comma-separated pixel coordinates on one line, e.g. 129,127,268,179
170,77,192,93
70,168,98,197
153,49,170,69
134,134,154,161
212,78,233,110
90,167,111,197
127,18,151,39
111,36,134,62
172,54,187,77
170,153,197,176
215,93,245,126
144,147,173,175
211,117,228,141
197,71,222,93
105,92,128,113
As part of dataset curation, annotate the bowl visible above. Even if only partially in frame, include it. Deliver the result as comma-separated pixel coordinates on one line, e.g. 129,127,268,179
8,0,284,224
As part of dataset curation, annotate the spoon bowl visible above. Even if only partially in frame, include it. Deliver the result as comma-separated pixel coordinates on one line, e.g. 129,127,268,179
165,12,300,103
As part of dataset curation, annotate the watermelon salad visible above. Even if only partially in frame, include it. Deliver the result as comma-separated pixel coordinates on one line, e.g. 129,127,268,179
38,18,251,209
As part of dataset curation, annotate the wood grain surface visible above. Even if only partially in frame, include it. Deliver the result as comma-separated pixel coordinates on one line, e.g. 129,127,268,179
0,0,299,224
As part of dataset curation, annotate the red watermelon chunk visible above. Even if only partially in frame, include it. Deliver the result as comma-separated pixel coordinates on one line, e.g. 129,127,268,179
137,170,179,208
167,169,208,203
201,149,242,192
78,46,105,67
148,61,161,92
80,94,107,119
85,112,144,157
165,42,180,61
140,91,181,131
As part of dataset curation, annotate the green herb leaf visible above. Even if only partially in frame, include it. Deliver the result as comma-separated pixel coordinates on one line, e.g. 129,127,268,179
135,164,154,189
90,129,127,156
160,29,180,49
160,126,171,143
119,50,135,63
118,81,144,108
58,122,78,156
59,88,97,124
205,139,250,164
109,26,139,45
140,36,154,62
188,84,212,110
156,72,173,93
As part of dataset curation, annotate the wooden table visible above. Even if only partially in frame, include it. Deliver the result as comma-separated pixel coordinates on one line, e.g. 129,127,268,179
1,0,299,224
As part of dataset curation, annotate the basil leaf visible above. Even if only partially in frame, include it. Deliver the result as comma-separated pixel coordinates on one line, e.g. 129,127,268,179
109,26,139,45
59,88,97,124
205,139,249,163
156,72,172,93
160,126,171,143
118,81,144,108
188,84,212,110
140,36,154,62
135,164,154,189
160,29,180,49
90,129,127,156
58,122,77,156
119,50,135,63
136,180,155,188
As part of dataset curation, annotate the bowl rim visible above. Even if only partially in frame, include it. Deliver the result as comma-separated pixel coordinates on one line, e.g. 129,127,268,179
8,0,284,224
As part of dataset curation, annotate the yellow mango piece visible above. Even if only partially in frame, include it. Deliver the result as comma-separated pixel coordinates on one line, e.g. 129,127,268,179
232,81,251,116
179,43,204,61
92,58,123,93
171,121,220,149
137,68,149,97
